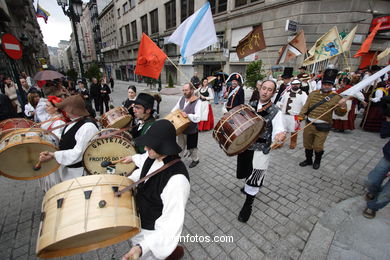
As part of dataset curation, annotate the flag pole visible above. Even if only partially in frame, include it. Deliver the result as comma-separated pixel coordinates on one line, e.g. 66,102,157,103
166,56,197,89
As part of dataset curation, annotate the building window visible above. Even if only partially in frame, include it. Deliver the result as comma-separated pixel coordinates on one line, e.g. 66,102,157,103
125,24,131,43
165,0,176,29
131,20,137,41
119,27,124,45
180,0,194,22
150,9,159,34
210,0,227,14
235,0,260,7
123,2,129,14
141,14,148,35
117,8,120,17
129,0,136,8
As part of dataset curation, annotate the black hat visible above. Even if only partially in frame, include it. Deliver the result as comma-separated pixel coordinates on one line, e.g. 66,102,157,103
135,119,182,155
281,67,294,79
322,68,339,85
226,72,243,84
298,66,307,70
134,93,154,110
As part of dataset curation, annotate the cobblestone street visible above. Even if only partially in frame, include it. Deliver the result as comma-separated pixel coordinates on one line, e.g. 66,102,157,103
0,81,385,260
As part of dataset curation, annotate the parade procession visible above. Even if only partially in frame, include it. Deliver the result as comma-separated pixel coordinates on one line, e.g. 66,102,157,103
1,0,390,259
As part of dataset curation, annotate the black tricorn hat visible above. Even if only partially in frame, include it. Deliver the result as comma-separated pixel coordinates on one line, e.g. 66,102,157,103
134,93,155,110
135,119,182,155
226,72,243,85
281,67,294,79
322,68,339,85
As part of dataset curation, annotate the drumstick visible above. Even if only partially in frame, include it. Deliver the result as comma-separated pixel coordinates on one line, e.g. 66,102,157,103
101,158,125,167
33,161,42,171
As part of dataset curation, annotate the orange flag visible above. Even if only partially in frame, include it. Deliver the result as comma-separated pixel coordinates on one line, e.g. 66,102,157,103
354,22,383,58
135,33,167,79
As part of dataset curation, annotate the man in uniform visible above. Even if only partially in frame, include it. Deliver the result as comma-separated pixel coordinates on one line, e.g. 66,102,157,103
131,93,156,154
171,84,201,168
224,72,245,112
236,80,286,223
274,67,293,103
298,68,347,170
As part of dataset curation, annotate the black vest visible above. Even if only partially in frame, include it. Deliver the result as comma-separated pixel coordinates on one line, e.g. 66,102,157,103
135,155,189,230
59,117,97,168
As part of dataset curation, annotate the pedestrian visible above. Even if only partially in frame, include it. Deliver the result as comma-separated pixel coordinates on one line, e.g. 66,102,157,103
99,78,111,115
39,95,99,181
197,77,214,131
110,76,114,92
224,72,245,113
298,68,347,170
24,92,40,120
190,71,200,89
0,92,17,120
123,85,137,118
361,81,388,132
273,67,293,103
121,120,190,260
212,75,223,104
3,76,23,117
77,81,95,118
236,80,286,222
21,71,34,87
89,78,101,113
171,84,201,168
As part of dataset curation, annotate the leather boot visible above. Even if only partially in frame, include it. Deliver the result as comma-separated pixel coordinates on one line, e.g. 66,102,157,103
299,149,313,167
289,132,297,149
238,194,255,223
313,151,324,170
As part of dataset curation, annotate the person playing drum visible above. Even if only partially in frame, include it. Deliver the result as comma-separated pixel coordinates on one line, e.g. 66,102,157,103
121,120,190,260
236,80,286,223
39,95,99,181
130,93,156,154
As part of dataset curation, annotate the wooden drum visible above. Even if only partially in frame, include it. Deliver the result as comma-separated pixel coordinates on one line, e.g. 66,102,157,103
101,107,132,129
213,104,265,156
165,109,191,135
36,174,140,258
83,129,137,175
0,118,36,139
0,128,60,180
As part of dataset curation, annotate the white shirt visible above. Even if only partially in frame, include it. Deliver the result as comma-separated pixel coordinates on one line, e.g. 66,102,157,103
129,152,190,259
371,89,384,103
257,101,285,141
35,98,50,122
277,89,308,116
24,103,35,118
171,97,202,123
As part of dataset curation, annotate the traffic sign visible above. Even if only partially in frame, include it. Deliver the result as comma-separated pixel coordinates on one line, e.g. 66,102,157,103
285,20,298,33
1,33,23,60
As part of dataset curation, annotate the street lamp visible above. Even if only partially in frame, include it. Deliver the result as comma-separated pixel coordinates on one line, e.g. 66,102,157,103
57,0,85,81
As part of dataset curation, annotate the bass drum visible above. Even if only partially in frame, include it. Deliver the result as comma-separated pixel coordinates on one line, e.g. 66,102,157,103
213,104,265,156
0,118,36,139
36,175,140,258
101,106,132,129
83,129,137,175
0,128,60,180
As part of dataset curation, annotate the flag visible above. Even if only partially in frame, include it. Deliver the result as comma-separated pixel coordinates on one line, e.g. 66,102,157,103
276,30,306,64
135,33,167,79
377,47,390,61
340,25,357,53
303,27,343,66
354,22,383,57
236,25,266,59
341,65,390,96
36,4,50,24
167,2,217,64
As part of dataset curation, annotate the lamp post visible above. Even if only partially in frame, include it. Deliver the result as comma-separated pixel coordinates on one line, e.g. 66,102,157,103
57,0,85,81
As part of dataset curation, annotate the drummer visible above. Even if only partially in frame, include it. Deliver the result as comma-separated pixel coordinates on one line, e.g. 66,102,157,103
236,80,286,223
39,95,99,180
130,93,156,154
121,120,190,260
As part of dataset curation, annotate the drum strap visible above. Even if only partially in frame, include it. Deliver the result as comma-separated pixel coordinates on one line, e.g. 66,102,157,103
115,158,181,197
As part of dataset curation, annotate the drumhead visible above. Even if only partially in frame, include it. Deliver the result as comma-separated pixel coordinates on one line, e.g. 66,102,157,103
83,130,136,175
107,115,131,129
226,122,264,156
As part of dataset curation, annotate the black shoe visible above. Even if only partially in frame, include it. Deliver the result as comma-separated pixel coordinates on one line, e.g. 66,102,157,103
299,160,313,167
299,149,313,167
238,194,255,223
313,151,324,170
189,160,199,168
240,187,246,195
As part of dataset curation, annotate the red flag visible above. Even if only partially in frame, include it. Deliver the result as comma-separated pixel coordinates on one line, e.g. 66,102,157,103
354,22,383,58
135,33,167,79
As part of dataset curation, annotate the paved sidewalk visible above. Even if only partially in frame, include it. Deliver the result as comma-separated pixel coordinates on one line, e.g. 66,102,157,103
0,79,389,259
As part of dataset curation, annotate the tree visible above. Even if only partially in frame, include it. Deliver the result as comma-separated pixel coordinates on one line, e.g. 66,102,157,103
85,64,102,82
66,68,78,82
245,60,266,90
167,73,174,88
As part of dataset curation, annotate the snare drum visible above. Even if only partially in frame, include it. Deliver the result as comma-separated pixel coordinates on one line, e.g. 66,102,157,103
0,118,36,138
165,109,191,135
213,104,265,156
0,128,60,180
83,129,137,175
36,174,140,258
101,106,132,129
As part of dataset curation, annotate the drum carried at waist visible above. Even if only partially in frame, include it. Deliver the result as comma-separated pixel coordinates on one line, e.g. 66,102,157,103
36,174,140,258
101,107,132,129
165,109,191,135
83,129,137,176
213,104,265,156
0,128,60,180
0,118,36,139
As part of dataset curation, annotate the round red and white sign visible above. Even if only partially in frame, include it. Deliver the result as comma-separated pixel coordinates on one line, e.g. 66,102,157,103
1,33,23,60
